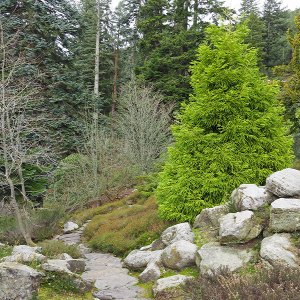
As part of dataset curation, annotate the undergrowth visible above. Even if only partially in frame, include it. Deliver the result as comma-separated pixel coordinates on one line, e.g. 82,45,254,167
38,240,81,259
81,193,171,257
0,244,13,260
185,264,300,300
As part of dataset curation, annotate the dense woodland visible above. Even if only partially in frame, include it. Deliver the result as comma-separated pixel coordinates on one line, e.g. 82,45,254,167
0,0,300,243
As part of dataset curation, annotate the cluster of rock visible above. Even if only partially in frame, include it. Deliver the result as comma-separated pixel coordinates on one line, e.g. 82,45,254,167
124,168,300,298
0,234,90,299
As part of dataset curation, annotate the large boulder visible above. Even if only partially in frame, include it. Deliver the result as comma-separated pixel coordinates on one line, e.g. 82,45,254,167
3,245,46,263
266,168,300,198
260,233,299,268
153,275,192,299
123,250,162,271
161,240,197,270
0,262,42,300
232,184,275,211
270,198,300,232
219,210,263,244
63,221,79,233
197,242,254,275
193,205,228,236
159,223,194,247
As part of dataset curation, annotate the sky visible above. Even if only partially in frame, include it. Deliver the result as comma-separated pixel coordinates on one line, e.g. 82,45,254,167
111,0,299,11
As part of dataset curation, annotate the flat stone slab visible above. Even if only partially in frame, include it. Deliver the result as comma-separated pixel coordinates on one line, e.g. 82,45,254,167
82,253,146,299
270,198,300,232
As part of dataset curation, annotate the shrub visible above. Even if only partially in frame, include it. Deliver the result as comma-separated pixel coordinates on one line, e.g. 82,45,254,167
83,195,171,257
0,244,13,260
38,240,81,259
185,265,300,300
156,24,293,222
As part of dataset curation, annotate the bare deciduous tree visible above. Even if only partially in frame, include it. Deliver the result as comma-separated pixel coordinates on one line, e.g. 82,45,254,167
0,20,47,245
116,80,174,173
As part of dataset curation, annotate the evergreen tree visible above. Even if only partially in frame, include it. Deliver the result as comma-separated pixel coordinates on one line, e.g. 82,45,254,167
137,0,226,103
239,0,265,62
281,14,300,158
156,25,293,222
0,0,84,154
262,0,290,69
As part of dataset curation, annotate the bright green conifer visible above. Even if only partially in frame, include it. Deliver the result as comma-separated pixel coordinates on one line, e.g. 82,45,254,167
156,25,293,222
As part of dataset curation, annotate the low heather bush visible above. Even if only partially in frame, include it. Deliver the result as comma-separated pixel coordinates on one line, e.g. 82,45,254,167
185,265,300,300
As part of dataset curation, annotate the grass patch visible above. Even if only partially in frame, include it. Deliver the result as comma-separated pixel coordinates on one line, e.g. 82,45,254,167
38,240,81,259
38,288,94,300
0,244,13,260
38,272,93,299
81,194,171,257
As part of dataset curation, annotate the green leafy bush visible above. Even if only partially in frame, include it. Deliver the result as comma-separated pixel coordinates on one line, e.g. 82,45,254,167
156,24,293,222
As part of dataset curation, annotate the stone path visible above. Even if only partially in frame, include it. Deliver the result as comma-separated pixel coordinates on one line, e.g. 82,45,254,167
56,224,148,300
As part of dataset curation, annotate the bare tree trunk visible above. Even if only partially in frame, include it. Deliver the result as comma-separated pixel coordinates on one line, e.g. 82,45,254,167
111,46,119,116
94,0,100,96
0,21,35,246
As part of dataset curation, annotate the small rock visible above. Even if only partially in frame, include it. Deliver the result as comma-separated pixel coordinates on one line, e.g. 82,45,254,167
67,259,86,273
266,168,300,198
139,261,161,283
59,253,73,260
260,233,299,268
140,244,152,251
153,275,192,299
0,262,42,300
73,277,93,293
198,242,254,275
3,245,46,263
42,259,72,274
160,223,194,247
64,221,79,233
232,184,275,211
161,240,197,270
270,198,300,232
193,205,229,230
123,250,162,270
219,210,263,244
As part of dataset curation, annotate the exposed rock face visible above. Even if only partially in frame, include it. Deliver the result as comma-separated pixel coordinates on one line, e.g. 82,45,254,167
0,262,42,300
160,223,194,247
63,221,79,233
197,242,254,275
153,275,192,299
123,250,162,270
193,205,228,237
3,245,46,263
260,233,299,268
232,184,275,211
219,210,263,244
161,240,197,270
266,168,300,198
270,198,300,232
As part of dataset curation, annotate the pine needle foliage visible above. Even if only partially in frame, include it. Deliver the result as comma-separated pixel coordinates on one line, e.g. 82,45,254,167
156,25,293,222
